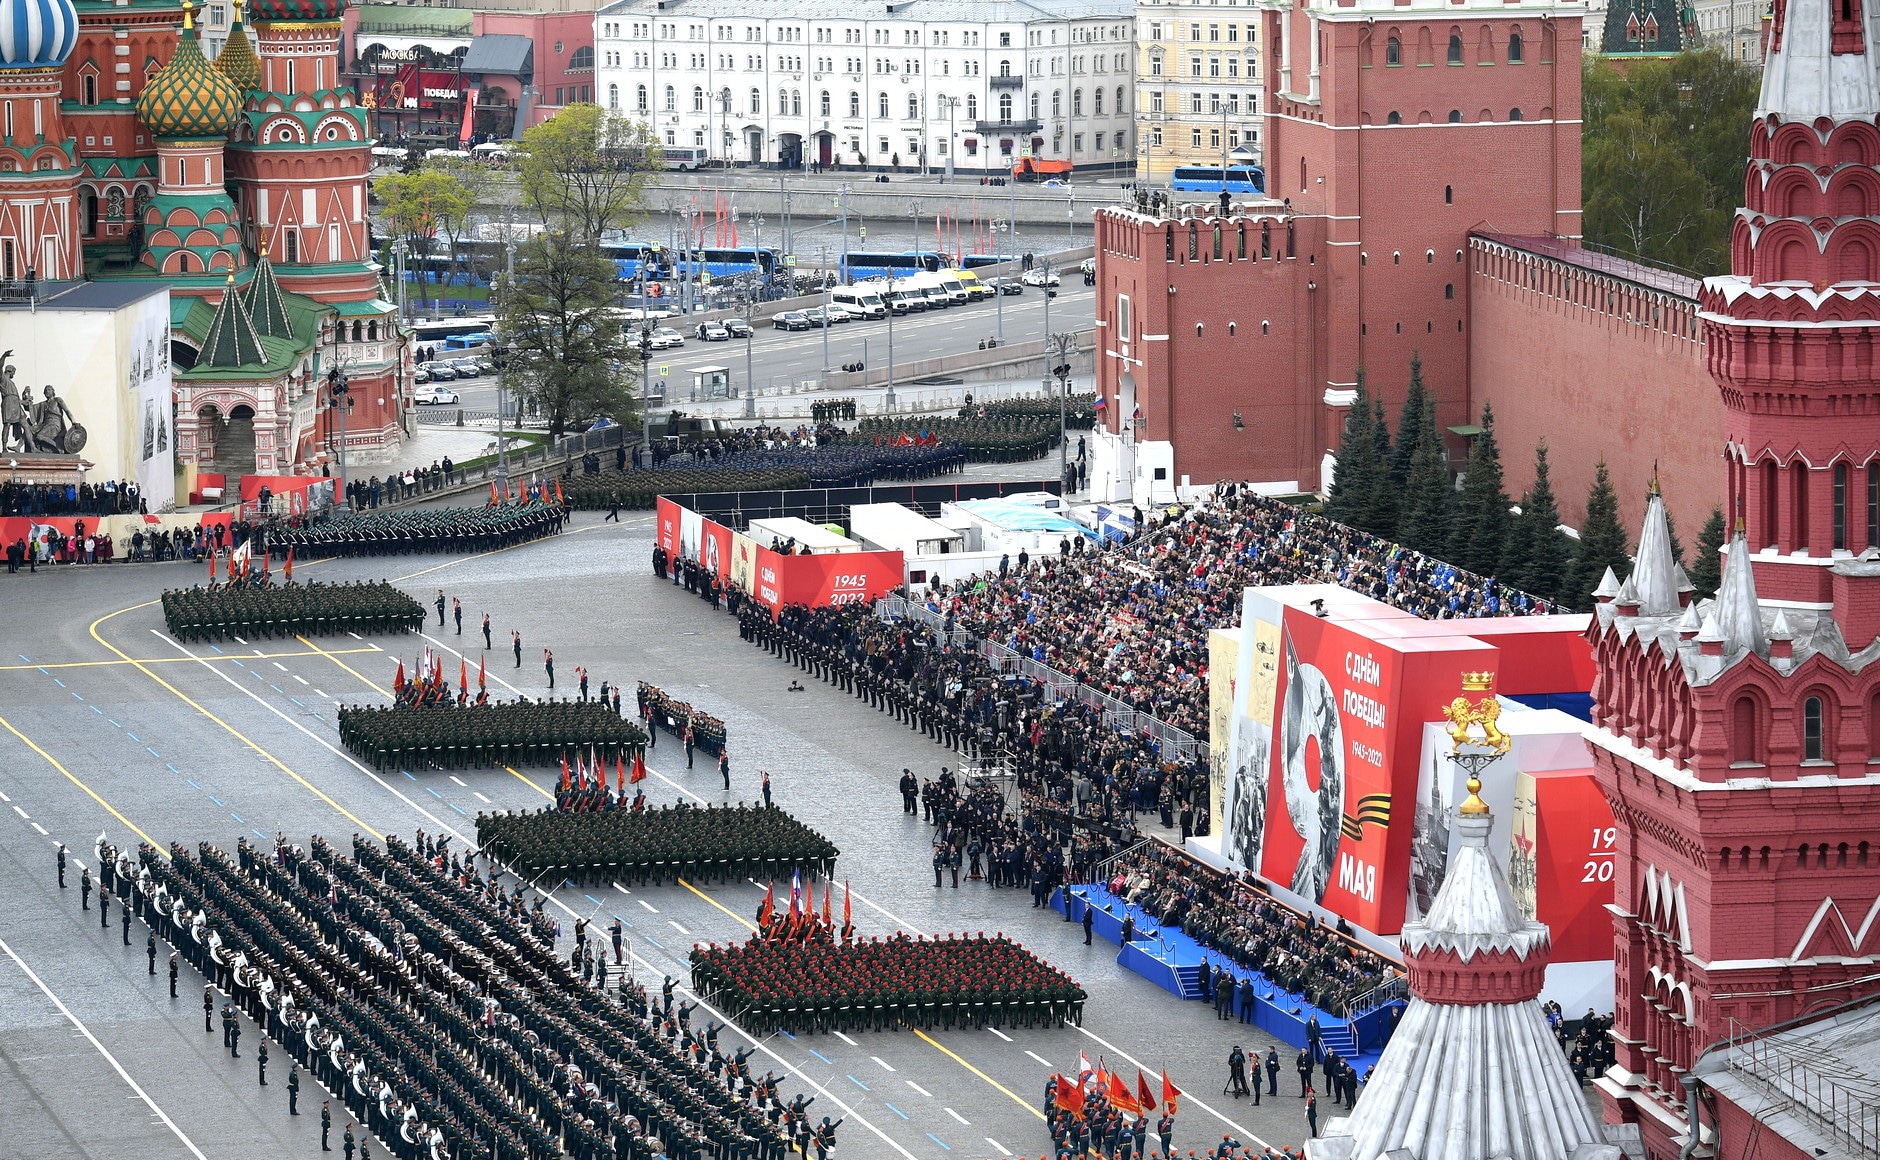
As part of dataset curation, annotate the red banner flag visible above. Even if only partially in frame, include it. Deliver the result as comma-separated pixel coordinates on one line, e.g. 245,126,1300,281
616,753,625,794
1161,1070,1180,1117
1053,1075,1085,1118
477,654,486,689
393,660,406,693
757,882,775,928
554,479,564,505
283,546,295,583
804,878,815,926
1136,1070,1157,1114
843,880,852,929
208,548,216,583
629,751,647,784
1107,1071,1140,1117
460,658,468,695
490,481,499,505
821,878,833,927
560,753,571,792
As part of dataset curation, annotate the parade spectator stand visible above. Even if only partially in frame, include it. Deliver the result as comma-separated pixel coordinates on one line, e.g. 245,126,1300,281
1056,883,1396,1061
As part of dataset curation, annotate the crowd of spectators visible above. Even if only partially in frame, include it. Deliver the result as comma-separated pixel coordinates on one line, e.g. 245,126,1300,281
1103,842,1398,1019
925,482,1559,740
0,476,149,516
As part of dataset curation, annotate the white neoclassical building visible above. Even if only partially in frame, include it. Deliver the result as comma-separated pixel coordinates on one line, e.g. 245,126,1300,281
594,0,1136,175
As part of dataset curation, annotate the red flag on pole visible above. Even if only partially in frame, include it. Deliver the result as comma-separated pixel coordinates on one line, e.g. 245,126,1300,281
207,547,216,583
1161,1070,1181,1117
1107,1071,1140,1117
804,878,815,926
616,752,625,794
757,883,775,928
459,658,468,696
490,481,499,505
1136,1070,1157,1114
629,751,647,784
843,880,852,930
821,878,833,928
554,479,564,505
477,654,486,689
560,753,571,792
393,660,406,692
283,546,295,583
1053,1075,1085,1118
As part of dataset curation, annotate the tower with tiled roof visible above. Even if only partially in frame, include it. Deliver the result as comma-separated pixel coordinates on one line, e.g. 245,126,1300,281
1592,0,1880,1145
133,0,244,277
212,0,260,96
0,0,83,280
1308,774,1618,1160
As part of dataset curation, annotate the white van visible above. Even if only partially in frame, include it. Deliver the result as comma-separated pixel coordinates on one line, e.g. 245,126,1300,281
905,271,953,309
934,270,972,305
832,287,886,319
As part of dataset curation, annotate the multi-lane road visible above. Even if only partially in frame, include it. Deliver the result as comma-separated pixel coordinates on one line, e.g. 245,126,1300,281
416,279,1096,415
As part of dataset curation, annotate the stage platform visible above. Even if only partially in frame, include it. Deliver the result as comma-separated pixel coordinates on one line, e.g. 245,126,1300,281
1054,884,1398,1072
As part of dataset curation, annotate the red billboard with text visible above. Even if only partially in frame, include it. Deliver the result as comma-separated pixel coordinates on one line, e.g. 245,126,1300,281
749,545,904,614
1516,767,1618,963
1249,604,1498,933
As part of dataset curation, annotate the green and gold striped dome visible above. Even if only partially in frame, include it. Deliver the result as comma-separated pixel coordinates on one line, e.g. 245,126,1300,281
212,1,260,96
137,0,240,139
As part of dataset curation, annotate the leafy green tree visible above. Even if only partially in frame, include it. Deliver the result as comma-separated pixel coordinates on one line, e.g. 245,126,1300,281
1326,371,1379,526
1566,461,1632,606
517,103,660,242
422,154,496,282
1689,506,1727,599
372,168,473,295
1390,354,1430,491
1397,398,1453,556
1582,51,1761,274
1447,403,1511,576
498,230,637,439
1507,442,1573,606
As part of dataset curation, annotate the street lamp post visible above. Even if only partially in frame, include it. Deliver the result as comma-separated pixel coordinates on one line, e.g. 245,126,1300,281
636,268,655,465
937,94,960,183
740,274,759,418
1049,331,1075,491
819,243,831,381
392,239,408,321
909,198,922,256
496,241,515,496
326,363,354,506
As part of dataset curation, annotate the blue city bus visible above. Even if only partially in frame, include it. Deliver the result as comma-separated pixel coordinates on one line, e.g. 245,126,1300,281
603,242,784,285
962,254,1022,270
1168,165,1266,196
839,250,947,282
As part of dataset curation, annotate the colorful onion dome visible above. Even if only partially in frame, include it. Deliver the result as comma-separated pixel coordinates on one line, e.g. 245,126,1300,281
244,0,344,25
212,0,260,94
136,0,240,139
0,0,78,69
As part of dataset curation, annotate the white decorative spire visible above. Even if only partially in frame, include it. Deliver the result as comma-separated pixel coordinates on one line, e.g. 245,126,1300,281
1712,530,1769,655
1627,489,1682,617
1592,567,1622,601
1757,0,1880,123
1308,808,1618,1160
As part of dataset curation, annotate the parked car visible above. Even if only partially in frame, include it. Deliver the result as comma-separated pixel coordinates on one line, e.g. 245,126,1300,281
446,358,483,378
647,327,685,349
773,311,812,331
419,361,458,381
991,278,1024,296
1022,267,1061,287
413,367,432,385
724,317,754,338
696,320,731,341
823,303,858,323
414,386,461,405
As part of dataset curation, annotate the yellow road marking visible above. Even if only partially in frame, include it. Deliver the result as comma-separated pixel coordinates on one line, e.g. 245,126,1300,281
679,877,759,930
87,606,384,840
912,1029,1046,1120
0,646,382,672
0,712,166,856
502,764,554,799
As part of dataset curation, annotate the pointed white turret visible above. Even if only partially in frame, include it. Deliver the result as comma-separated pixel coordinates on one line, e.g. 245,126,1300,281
1306,800,1619,1160
1592,567,1622,602
1757,0,1880,123
1713,531,1769,656
1630,491,1683,617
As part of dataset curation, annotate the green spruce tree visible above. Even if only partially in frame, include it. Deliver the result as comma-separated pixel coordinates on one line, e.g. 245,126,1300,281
1326,371,1377,526
1688,506,1727,599
1359,392,1400,537
1397,399,1454,555
1566,461,1632,606
1389,354,1430,491
1508,442,1573,606
1447,403,1511,576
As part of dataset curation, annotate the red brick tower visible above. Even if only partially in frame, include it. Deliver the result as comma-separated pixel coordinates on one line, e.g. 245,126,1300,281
1087,0,1583,504
1591,0,1880,1150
